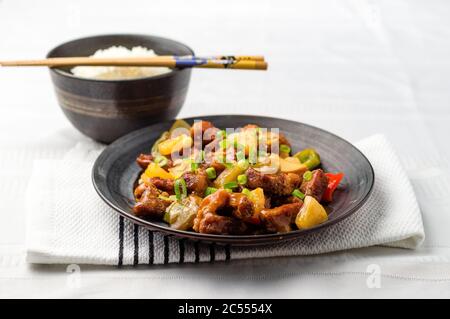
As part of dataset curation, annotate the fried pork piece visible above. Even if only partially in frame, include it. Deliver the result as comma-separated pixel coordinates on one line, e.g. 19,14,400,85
260,202,303,233
269,195,302,207
147,170,209,196
286,196,303,204
136,153,173,169
193,189,248,234
147,177,174,193
300,169,329,202
198,213,248,235
133,183,171,218
265,195,272,209
136,154,154,169
183,170,209,195
229,193,260,224
134,182,155,199
246,168,302,196
191,120,220,144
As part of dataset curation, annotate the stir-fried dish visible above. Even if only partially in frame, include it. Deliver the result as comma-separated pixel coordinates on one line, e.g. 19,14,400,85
133,120,344,235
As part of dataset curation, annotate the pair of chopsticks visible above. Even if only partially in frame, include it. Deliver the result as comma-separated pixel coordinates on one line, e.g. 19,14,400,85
0,55,267,70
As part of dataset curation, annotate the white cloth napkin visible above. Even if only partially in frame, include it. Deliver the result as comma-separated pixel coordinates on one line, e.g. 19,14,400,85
25,134,425,265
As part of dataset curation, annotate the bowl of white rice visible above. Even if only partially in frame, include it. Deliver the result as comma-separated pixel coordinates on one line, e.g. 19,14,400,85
70,46,171,80
47,34,194,143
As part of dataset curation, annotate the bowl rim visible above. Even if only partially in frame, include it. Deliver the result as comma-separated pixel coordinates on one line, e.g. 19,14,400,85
92,114,375,245
46,33,195,83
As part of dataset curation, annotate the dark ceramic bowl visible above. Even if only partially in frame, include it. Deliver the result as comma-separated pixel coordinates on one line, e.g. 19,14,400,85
92,115,375,246
47,34,194,143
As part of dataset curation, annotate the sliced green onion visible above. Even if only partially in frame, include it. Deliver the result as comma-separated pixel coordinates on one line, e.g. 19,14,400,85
242,188,251,196
190,162,199,172
280,144,291,154
158,195,171,201
237,174,247,185
292,189,305,200
169,195,178,201
294,148,321,170
303,170,313,182
154,155,168,167
224,188,233,193
174,178,187,201
205,187,217,196
224,181,239,189
236,150,246,161
237,159,249,170
216,130,226,140
205,167,217,179
219,139,228,149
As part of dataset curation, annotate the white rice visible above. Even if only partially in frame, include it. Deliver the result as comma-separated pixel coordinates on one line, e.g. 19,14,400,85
71,46,171,80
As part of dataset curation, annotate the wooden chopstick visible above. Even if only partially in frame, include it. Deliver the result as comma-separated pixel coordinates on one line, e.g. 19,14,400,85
0,55,267,70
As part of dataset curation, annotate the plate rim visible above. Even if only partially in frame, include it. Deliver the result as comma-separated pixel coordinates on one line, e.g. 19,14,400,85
92,114,375,245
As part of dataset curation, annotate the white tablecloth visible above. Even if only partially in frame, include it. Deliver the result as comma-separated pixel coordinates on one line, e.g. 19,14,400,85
1,0,450,298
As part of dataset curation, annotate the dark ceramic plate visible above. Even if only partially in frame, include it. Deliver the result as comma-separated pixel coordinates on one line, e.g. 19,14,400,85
92,115,374,246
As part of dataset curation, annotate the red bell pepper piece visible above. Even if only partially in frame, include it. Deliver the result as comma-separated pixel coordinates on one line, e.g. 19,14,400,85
323,172,344,202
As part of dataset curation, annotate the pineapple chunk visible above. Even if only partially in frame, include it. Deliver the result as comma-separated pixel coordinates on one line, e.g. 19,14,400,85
295,195,328,229
143,163,174,181
248,187,265,214
279,156,308,174
158,134,192,156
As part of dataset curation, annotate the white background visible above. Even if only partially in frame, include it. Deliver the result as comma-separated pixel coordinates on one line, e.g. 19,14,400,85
1,0,450,298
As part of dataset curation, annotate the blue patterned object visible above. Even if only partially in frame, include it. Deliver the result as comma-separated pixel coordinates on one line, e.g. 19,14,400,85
174,56,208,67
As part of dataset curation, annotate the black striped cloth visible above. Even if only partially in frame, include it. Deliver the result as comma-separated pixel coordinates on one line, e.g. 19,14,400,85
117,217,231,266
